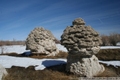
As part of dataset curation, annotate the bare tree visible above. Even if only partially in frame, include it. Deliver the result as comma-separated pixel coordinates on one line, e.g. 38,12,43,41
101,33,120,46
109,33,120,46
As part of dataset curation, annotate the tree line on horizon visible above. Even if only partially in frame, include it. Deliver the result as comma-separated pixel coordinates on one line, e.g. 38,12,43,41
101,33,120,46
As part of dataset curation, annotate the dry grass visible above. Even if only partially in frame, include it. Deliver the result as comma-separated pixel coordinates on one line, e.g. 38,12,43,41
4,64,120,80
97,64,120,77
96,49,120,61
30,51,68,59
1,49,120,61
4,64,75,80
0,51,68,59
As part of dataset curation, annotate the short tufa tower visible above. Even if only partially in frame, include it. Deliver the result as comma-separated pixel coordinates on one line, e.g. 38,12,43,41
61,18,104,77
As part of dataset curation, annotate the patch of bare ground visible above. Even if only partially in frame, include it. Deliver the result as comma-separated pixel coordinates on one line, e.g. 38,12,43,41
0,51,68,59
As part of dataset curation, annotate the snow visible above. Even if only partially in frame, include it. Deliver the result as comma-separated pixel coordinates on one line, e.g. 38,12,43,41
116,42,120,46
0,44,120,70
99,61,120,68
100,46,120,49
0,55,120,70
56,44,67,52
0,55,66,70
0,45,30,54
0,44,67,54
1,44,120,54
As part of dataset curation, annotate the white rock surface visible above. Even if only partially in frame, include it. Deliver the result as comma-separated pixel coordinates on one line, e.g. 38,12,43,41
0,64,8,80
26,27,59,56
66,55,104,77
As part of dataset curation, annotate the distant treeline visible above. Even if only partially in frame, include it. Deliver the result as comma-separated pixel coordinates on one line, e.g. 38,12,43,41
0,39,60,46
101,33,120,46
0,40,25,46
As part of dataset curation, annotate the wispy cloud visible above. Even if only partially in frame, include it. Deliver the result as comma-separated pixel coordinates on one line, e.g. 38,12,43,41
0,0,120,40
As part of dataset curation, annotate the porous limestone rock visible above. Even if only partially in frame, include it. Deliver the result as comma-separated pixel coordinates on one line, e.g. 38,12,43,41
61,18,104,77
0,64,8,80
26,27,59,56
61,18,102,56
66,55,104,77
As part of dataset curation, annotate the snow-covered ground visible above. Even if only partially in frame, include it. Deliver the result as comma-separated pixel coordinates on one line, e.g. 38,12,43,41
100,46,120,49
0,44,67,54
0,45,28,54
0,44,120,54
0,44,120,70
0,55,66,70
0,55,120,70
99,60,120,68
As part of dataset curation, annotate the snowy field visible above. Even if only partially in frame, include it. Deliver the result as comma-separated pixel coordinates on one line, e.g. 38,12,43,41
0,55,66,70
0,44,120,70
0,44,120,54
0,44,67,54
100,46,120,49
0,55,120,70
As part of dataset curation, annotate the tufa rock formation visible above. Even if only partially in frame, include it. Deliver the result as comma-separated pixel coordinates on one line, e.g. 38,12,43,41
0,64,8,80
61,18,104,77
26,27,59,56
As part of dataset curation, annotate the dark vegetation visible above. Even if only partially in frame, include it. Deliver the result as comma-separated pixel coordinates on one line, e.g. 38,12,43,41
101,33,120,46
96,49,120,61
0,40,25,46
0,39,60,46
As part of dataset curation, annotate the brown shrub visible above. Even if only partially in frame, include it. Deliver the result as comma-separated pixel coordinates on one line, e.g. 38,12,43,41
101,33,120,46
109,33,120,46
0,40,25,46
96,49,120,61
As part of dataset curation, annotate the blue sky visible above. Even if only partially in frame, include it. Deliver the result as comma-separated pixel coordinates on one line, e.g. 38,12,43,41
0,0,120,40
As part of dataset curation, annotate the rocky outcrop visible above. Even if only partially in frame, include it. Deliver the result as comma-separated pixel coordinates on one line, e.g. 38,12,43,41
0,64,8,80
66,55,104,77
61,18,102,57
61,18,104,77
26,27,59,56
